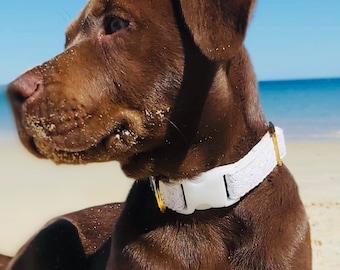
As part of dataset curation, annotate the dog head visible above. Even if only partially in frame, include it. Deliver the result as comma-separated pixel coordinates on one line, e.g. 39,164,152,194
7,0,264,179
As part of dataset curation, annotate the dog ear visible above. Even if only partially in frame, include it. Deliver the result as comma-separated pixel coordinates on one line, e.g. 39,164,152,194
179,0,255,61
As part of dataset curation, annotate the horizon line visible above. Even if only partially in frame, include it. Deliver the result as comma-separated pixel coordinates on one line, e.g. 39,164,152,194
1,76,340,89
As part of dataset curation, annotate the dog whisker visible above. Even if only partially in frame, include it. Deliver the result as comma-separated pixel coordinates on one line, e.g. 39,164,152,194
164,117,188,144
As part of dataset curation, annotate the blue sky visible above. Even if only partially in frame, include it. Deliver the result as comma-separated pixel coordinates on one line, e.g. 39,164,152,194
0,0,339,84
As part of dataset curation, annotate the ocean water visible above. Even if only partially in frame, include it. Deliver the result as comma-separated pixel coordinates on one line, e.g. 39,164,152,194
1,78,340,141
259,78,340,140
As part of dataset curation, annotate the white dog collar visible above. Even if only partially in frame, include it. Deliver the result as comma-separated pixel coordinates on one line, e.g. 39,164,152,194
150,125,286,215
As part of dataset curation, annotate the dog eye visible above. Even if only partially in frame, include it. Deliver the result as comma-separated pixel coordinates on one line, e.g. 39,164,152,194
104,16,129,35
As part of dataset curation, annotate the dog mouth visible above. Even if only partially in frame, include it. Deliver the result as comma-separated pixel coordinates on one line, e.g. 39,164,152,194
18,121,143,164
24,134,129,164
12,100,169,164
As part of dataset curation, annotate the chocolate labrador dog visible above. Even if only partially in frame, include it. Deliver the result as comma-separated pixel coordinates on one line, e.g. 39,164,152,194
4,0,312,269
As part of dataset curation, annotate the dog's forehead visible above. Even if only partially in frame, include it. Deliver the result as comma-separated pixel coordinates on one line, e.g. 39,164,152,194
65,0,175,46
83,0,171,17
67,0,172,30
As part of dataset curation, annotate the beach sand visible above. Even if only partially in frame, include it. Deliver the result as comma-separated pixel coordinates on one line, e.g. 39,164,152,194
0,139,339,269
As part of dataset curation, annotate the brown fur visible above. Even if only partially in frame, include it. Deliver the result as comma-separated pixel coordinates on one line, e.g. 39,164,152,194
5,0,311,269
0,255,11,270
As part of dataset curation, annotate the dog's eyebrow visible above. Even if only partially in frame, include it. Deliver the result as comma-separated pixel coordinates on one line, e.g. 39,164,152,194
86,0,113,18
65,0,110,44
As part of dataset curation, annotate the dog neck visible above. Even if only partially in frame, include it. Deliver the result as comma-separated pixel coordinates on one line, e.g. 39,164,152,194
150,125,286,214
122,49,268,181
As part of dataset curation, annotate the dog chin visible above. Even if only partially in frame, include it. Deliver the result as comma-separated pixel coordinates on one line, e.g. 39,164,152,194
20,131,141,165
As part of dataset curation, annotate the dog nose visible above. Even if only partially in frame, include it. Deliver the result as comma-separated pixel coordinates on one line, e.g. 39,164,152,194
8,71,43,100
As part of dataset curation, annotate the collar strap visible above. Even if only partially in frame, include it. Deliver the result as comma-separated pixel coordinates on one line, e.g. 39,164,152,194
150,125,286,215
